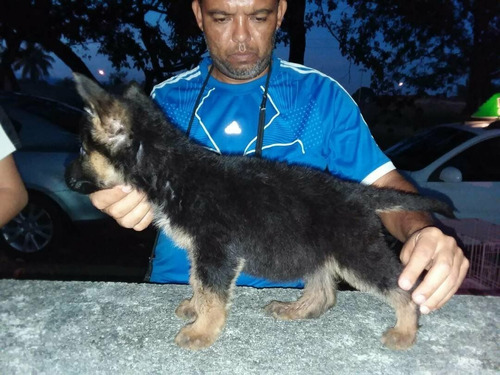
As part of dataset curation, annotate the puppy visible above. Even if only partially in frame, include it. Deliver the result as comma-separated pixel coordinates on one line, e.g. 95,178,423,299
66,74,454,351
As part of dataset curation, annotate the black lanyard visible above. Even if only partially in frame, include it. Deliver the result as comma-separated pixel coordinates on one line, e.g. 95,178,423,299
186,64,214,137
255,60,272,158
187,61,273,158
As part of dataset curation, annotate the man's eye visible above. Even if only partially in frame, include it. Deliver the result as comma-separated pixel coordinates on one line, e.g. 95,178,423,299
251,16,268,22
214,17,229,23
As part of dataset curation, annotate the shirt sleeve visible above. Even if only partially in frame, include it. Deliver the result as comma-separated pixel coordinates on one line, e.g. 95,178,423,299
0,106,19,160
322,84,394,184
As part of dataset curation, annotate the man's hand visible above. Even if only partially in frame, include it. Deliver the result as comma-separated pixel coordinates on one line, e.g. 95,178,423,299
398,226,469,315
89,185,154,231
373,170,469,314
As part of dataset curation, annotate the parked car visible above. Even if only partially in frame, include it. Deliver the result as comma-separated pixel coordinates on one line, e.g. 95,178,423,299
385,121,500,225
0,92,105,257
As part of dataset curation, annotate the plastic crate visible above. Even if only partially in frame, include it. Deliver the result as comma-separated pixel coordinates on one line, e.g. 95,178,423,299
439,218,500,290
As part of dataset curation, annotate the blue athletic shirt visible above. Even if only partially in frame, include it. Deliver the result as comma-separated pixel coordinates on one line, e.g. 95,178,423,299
148,55,395,287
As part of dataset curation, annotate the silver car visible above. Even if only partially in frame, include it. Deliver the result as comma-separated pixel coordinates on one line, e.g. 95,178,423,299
386,121,500,225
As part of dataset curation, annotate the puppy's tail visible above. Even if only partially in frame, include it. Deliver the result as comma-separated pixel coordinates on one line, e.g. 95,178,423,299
370,188,455,218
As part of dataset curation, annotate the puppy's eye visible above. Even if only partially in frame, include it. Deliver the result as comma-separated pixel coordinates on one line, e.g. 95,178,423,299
80,146,87,157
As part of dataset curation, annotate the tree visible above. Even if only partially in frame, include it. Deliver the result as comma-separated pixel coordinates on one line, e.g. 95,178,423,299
0,1,309,92
311,0,500,114
280,0,309,64
13,42,55,81
0,0,97,87
83,0,205,90
0,0,206,90
0,40,20,91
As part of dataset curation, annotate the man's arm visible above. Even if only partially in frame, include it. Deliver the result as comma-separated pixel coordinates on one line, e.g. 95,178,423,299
373,169,469,314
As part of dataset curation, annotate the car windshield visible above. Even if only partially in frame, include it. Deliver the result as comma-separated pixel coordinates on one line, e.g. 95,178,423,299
385,126,476,171
0,95,82,152
0,95,82,134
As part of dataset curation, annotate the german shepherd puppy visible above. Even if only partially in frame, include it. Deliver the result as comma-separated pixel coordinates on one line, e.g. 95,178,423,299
66,74,454,351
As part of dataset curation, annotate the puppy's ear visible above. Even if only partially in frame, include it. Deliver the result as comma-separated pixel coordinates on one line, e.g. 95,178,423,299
73,73,132,152
123,81,144,99
73,73,111,116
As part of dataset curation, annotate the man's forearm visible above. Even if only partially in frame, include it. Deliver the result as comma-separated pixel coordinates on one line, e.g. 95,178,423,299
372,170,434,242
378,210,434,243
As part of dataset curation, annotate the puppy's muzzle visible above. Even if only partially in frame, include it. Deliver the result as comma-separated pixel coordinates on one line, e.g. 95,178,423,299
65,161,99,195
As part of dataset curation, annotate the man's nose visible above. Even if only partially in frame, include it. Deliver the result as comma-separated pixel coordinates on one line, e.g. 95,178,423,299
232,16,251,43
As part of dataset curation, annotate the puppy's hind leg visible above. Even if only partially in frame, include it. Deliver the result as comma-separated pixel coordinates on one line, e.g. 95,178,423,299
264,263,337,320
333,239,419,350
381,289,419,350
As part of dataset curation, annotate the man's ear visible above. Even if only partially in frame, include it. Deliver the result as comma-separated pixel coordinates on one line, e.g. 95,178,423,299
192,0,203,31
73,73,131,151
276,0,288,30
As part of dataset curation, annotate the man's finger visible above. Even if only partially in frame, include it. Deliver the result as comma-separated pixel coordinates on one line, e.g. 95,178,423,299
116,197,152,229
398,239,434,290
89,186,129,210
105,190,146,219
133,210,155,231
412,252,452,299
434,255,469,310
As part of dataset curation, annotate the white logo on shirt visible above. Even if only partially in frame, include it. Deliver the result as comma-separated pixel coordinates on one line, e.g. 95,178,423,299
224,121,242,135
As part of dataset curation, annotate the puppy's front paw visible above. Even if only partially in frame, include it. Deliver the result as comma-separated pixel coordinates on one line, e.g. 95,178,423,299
381,328,416,350
175,299,197,321
174,325,218,350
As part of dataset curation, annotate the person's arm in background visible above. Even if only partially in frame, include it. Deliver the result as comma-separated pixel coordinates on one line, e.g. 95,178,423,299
0,154,28,227
0,106,28,227
373,170,469,315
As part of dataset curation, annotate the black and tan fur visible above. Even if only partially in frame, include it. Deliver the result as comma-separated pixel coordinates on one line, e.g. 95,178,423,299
65,74,454,351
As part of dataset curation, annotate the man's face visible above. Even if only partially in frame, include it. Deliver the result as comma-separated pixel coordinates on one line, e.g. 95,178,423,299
192,0,287,83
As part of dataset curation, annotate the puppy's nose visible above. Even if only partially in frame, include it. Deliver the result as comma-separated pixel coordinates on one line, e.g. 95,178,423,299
65,166,99,195
69,179,99,195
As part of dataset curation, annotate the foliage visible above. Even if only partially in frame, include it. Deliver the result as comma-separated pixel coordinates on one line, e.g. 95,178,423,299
13,42,55,81
277,0,313,64
310,0,499,111
106,71,128,88
0,0,205,90
80,0,205,89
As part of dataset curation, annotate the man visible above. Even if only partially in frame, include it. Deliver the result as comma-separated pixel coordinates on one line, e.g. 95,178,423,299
90,0,468,315
0,106,28,227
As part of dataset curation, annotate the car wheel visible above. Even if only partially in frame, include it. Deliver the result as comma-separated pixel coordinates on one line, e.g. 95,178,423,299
0,192,66,258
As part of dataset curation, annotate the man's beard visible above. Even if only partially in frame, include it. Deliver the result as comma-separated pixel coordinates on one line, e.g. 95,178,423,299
207,34,276,81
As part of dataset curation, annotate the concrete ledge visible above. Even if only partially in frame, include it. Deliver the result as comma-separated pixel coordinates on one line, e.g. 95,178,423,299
0,280,498,374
